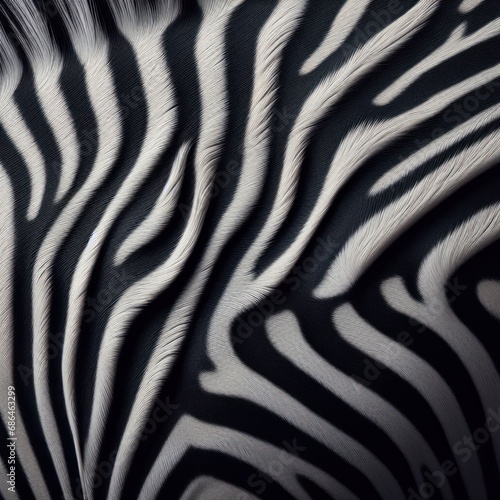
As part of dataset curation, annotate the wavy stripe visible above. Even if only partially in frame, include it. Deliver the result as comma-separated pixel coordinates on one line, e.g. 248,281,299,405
261,62,500,298
334,302,487,500
138,415,357,500
54,0,102,59
1,10,78,492
266,310,449,496
0,23,22,99
35,63,79,202
78,20,180,498
0,99,46,220
179,476,261,500
314,98,500,298
114,140,191,265
300,0,373,74
96,3,242,497
382,204,500,472
1,0,54,72
242,0,438,280
50,42,123,500
202,311,404,498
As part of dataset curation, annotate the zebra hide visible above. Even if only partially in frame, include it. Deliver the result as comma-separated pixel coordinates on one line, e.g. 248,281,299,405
0,0,499,499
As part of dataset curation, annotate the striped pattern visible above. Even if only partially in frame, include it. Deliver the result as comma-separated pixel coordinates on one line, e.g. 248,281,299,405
0,0,499,499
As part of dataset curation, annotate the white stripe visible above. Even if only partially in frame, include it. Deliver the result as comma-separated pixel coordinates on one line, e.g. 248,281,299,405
334,302,487,500
107,3,307,497
261,66,500,298
0,99,46,220
314,102,500,298
106,2,244,497
300,0,373,74
267,310,450,497
50,43,123,500
179,476,261,500
0,166,51,500
382,203,500,477
114,141,191,265
374,19,500,105
139,415,357,500
0,25,22,98
241,0,438,280
54,0,102,60
1,0,54,72
369,103,500,196
459,0,486,13
202,309,404,499
76,25,179,497
35,64,79,202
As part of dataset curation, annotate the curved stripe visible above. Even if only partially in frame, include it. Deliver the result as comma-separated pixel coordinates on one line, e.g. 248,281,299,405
107,3,308,498
0,99,46,221
459,0,486,13
47,43,123,500
179,476,261,500
77,22,180,498
334,302,487,500
243,0,438,278
202,312,404,499
0,167,51,500
1,0,54,72
139,415,357,500
0,24,22,99
382,203,500,476
300,0,373,74
114,140,191,265
263,67,500,297
314,120,500,298
54,0,102,59
266,310,450,497
34,63,79,202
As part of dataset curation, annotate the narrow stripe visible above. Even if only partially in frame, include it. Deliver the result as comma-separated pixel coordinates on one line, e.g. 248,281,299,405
114,140,191,266
107,3,307,497
374,19,500,106
369,103,500,196
242,0,438,280
314,85,500,298
382,204,500,472
459,0,486,13
81,12,181,498
0,166,51,500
